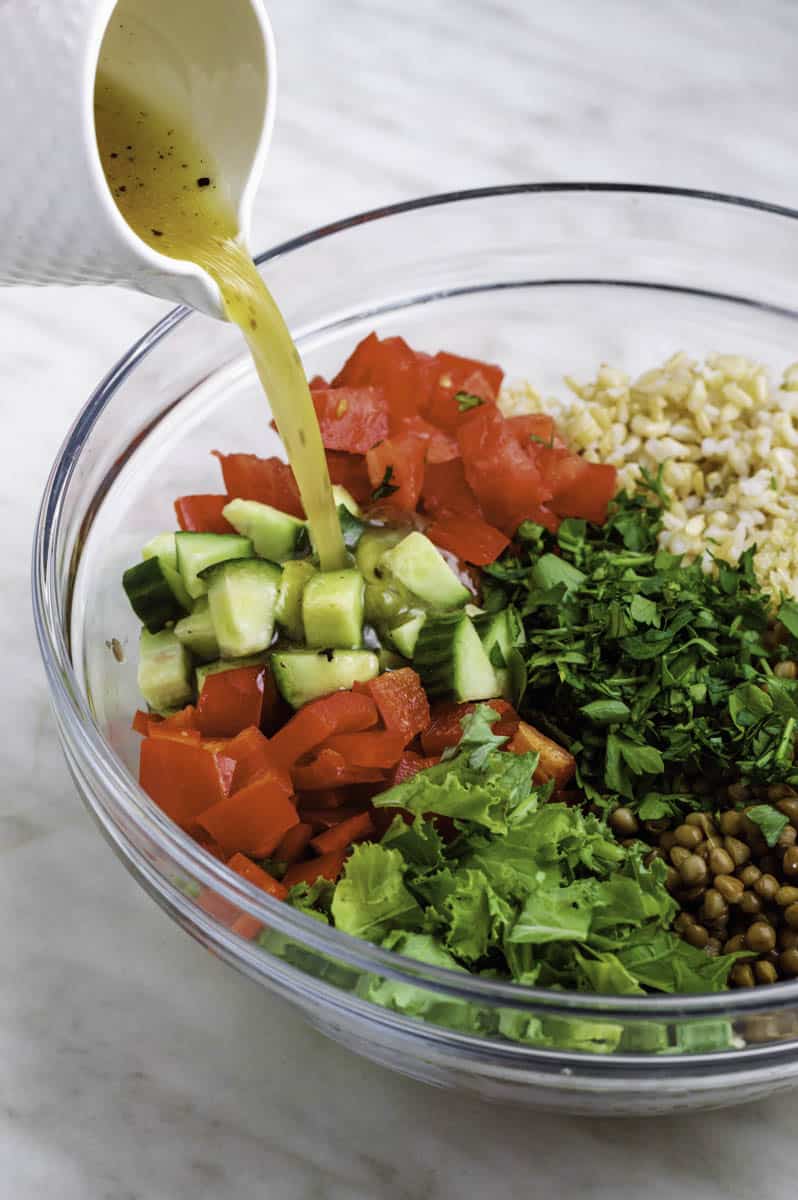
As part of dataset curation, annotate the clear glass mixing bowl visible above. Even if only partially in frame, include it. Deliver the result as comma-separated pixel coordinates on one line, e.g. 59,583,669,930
33,186,798,1115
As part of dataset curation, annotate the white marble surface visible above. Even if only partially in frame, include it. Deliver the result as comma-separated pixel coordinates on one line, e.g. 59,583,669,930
3,1,798,1195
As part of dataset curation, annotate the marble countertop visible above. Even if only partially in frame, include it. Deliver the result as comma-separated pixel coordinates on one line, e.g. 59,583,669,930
3,1,798,1195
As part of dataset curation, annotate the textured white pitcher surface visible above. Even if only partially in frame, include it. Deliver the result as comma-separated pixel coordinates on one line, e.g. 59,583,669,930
0,0,276,317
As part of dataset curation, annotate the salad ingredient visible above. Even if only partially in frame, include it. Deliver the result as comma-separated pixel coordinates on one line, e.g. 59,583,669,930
379,531,470,609
506,352,798,597
173,597,220,662
195,665,270,738
202,558,281,658
139,737,233,828
301,569,365,649
228,852,288,901
137,628,193,712
311,385,389,453
268,690,379,771
196,767,297,859
271,649,380,708
412,611,499,701
213,452,305,519
174,495,235,535
222,497,308,561
275,560,318,642
353,668,430,743
123,557,190,633
175,531,253,600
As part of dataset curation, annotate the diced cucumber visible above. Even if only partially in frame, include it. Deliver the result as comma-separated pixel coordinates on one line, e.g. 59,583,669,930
271,649,379,708
222,497,309,562
412,612,500,701
123,557,190,633
174,596,220,662
142,531,179,572
302,569,364,649
389,612,426,658
337,505,366,550
474,608,521,700
195,653,269,695
355,526,407,584
275,560,317,642
200,558,281,658
332,485,362,516
379,532,470,610
137,628,193,713
378,649,408,672
175,531,253,599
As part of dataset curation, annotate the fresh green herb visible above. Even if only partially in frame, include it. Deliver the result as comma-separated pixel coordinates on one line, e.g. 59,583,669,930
745,804,790,847
337,504,366,549
484,488,798,810
371,466,399,502
455,391,485,413
529,432,555,448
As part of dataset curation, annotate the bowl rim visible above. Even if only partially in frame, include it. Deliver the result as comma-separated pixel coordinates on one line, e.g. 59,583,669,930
32,182,798,1026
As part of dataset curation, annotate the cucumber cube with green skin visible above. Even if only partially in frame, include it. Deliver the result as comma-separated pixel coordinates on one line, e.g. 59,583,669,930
275,560,317,642
271,649,379,708
222,498,309,562
302,569,365,649
142,531,179,571
138,628,193,713
123,556,190,633
195,653,269,695
474,608,520,700
379,532,470,610
174,596,220,662
176,531,253,599
412,612,500,701
389,612,426,658
201,558,282,658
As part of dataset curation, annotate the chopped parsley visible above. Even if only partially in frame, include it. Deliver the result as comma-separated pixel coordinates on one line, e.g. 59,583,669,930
371,465,399,501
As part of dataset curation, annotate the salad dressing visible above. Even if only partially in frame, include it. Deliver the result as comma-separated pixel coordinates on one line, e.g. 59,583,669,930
94,74,347,572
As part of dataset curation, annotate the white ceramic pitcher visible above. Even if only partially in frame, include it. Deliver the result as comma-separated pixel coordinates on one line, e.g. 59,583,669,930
0,0,276,318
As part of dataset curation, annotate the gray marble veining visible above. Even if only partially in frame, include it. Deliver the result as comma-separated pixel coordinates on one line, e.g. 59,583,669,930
2,1,798,1195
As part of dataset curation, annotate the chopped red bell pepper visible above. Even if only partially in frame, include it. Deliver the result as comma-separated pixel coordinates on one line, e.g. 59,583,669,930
139,738,234,829
282,849,348,889
273,822,315,864
132,709,151,736
311,385,389,453
196,768,298,858
388,750,440,786
420,699,520,757
291,748,384,790
212,452,304,518
222,726,286,793
366,430,427,512
354,669,430,744
310,811,375,856
146,705,199,740
174,494,235,534
227,852,288,900
295,787,350,810
269,691,379,771
196,666,267,738
297,805,368,832
322,731,407,768
426,513,509,566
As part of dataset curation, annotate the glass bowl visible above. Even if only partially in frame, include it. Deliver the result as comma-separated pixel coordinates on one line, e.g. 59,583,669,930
34,185,798,1115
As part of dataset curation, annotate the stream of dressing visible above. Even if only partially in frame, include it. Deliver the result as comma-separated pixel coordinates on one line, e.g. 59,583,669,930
94,74,347,572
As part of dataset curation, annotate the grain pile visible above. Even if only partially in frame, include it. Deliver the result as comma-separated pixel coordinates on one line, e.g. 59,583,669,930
503,354,798,599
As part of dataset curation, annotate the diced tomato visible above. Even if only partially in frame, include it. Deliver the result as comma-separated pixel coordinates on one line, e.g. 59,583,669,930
391,414,459,463
273,822,314,864
322,731,406,768
535,447,618,524
212,452,304,518
139,738,234,829
333,333,431,421
196,666,267,738
508,721,576,789
310,811,374,856
431,351,504,400
366,431,427,512
457,405,552,535
426,513,509,566
227,851,288,901
311,385,389,453
504,414,565,450
197,768,298,858
269,692,379,771
325,450,374,507
292,748,384,790
420,458,483,521
388,750,440,786
420,699,520,757
174,494,235,534
354,669,431,744
308,375,328,389
282,850,348,889
423,352,503,432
